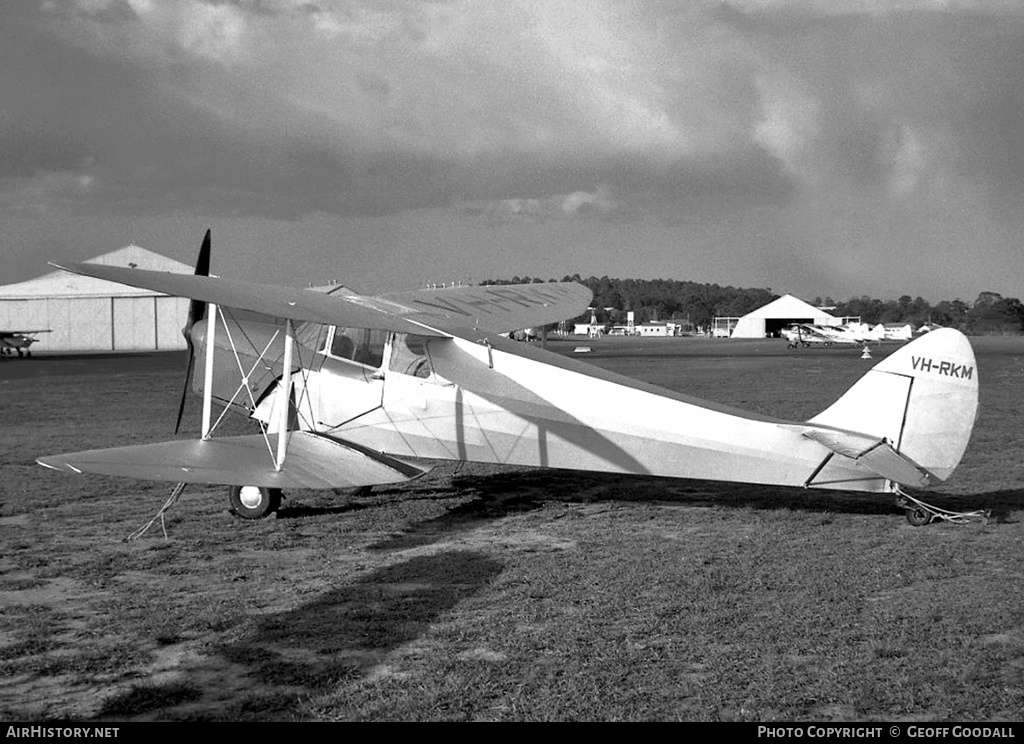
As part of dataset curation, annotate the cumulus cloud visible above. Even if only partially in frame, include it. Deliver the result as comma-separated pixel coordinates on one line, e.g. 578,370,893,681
3,0,1024,299
5,0,780,218
753,74,820,180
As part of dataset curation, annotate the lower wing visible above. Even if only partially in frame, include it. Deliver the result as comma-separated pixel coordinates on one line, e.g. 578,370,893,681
38,431,430,489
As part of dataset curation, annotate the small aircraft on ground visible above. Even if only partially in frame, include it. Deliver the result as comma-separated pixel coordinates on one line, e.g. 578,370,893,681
1,329,50,358
782,324,839,348
782,322,888,348
38,232,979,526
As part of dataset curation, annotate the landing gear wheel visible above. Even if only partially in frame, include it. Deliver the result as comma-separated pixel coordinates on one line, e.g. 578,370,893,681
905,505,932,527
895,486,989,526
229,485,282,519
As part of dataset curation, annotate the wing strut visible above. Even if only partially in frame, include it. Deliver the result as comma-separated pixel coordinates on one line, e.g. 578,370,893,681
39,305,432,490
196,306,318,473
202,302,218,440
276,319,294,469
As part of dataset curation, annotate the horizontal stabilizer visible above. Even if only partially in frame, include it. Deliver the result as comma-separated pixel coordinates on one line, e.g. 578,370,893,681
38,432,430,489
801,426,935,488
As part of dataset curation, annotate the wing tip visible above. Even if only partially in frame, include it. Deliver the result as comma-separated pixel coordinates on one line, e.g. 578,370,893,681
36,456,81,474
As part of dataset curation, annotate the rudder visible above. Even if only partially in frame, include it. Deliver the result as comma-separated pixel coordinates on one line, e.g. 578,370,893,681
809,329,978,485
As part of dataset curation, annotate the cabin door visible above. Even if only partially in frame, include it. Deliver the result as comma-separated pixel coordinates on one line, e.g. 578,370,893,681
314,327,387,427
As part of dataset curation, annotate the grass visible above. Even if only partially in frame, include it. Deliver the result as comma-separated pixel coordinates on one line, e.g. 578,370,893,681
0,338,1022,721
96,681,203,718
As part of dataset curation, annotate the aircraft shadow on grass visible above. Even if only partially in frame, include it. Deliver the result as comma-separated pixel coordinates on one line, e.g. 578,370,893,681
352,470,1023,552
93,549,502,721
263,465,1024,557
272,498,375,519
219,549,502,683
467,470,1023,524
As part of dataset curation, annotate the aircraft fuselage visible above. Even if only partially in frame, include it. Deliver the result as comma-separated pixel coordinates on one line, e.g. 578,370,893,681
0,335,37,357
244,328,895,494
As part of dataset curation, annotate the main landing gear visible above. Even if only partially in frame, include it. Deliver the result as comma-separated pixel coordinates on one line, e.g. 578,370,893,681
229,485,283,520
227,484,375,520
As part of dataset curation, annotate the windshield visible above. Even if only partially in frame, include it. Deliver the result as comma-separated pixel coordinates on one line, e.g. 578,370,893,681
324,327,387,368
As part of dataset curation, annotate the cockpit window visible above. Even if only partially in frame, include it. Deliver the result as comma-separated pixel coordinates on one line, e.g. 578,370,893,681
324,327,386,368
389,334,433,378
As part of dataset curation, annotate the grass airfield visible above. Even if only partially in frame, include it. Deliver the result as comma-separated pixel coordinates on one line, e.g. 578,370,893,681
1,335,1022,721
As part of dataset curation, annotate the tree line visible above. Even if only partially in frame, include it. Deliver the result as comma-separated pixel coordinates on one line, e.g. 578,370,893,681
825,291,1024,334
482,276,1024,334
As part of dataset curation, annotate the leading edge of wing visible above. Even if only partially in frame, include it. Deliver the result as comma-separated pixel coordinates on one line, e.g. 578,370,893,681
51,262,448,338
379,282,593,334
37,431,430,489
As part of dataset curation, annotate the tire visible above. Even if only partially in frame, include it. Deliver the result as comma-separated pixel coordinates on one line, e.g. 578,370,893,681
229,485,282,519
905,506,931,527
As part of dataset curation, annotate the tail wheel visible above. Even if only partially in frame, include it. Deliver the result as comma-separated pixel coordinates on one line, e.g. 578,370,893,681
905,505,932,527
229,485,282,519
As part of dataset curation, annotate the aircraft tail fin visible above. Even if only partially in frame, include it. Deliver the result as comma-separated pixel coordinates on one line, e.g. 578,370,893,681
807,328,977,486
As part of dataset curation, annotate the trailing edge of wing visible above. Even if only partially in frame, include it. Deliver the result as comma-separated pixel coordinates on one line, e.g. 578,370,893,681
37,431,431,489
379,282,593,334
51,262,449,337
801,426,936,488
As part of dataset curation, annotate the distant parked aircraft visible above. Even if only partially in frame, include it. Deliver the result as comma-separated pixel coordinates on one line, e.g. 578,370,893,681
782,323,888,348
0,329,50,358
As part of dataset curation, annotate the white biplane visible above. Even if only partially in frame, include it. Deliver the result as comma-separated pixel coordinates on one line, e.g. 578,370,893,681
39,233,979,526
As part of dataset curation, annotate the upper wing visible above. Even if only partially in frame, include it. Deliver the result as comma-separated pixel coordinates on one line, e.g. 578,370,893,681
52,262,449,337
53,262,591,337
0,330,51,335
379,282,592,334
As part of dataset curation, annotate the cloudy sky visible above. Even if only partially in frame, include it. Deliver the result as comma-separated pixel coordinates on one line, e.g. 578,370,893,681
2,0,1023,302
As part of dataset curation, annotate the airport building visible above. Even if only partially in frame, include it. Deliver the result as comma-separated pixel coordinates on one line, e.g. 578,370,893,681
0,246,191,353
728,294,841,338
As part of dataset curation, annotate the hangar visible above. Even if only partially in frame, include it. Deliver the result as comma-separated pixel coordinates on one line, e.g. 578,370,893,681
0,245,192,353
730,294,841,339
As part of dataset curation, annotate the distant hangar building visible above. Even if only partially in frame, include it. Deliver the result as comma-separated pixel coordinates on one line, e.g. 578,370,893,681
0,245,191,353
729,294,841,338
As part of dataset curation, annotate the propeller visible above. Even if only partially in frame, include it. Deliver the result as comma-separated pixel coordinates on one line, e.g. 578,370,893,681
174,229,211,434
